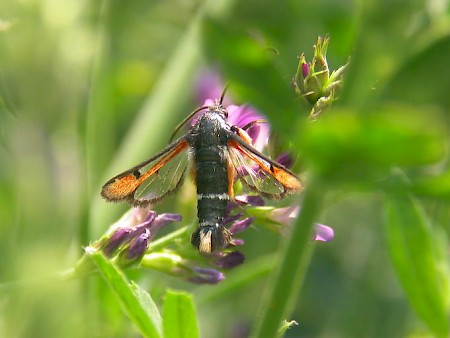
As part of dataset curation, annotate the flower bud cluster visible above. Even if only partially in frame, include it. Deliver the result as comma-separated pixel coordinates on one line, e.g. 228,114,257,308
293,35,348,120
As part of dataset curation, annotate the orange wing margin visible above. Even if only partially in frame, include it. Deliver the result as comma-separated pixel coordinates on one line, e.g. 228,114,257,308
229,133,302,192
101,137,189,204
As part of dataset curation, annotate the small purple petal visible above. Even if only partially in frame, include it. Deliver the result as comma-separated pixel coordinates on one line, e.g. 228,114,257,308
234,195,265,207
214,251,245,269
153,213,182,224
223,195,265,217
227,105,261,129
125,230,150,261
227,105,270,152
228,217,253,235
195,69,229,106
222,212,244,226
102,228,134,257
302,61,310,78
313,223,334,242
188,267,225,284
143,210,157,224
118,207,154,229
147,213,182,239
269,206,300,225
231,239,245,247
276,153,294,169
236,165,250,178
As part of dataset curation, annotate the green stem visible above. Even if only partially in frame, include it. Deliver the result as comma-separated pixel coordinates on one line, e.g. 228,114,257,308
250,177,322,338
147,226,191,252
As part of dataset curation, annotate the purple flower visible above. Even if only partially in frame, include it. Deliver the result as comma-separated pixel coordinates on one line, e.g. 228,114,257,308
141,251,227,284
219,194,265,249
234,195,265,207
195,69,232,107
96,207,181,264
276,153,294,169
268,206,334,242
102,227,134,257
228,217,253,235
117,230,151,266
227,104,269,152
188,267,225,284
147,212,182,241
313,224,334,242
196,69,269,152
213,251,245,269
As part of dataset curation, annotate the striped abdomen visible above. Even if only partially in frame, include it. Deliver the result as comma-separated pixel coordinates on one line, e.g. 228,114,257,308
190,112,232,253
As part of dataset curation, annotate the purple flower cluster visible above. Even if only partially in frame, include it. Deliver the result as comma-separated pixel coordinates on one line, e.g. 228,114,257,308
95,207,181,267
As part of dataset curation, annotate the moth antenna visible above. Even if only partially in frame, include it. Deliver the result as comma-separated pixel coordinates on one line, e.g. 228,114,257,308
169,105,208,142
241,119,268,131
219,84,229,105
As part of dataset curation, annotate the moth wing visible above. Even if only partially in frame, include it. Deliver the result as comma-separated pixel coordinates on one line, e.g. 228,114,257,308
228,133,302,199
101,137,190,207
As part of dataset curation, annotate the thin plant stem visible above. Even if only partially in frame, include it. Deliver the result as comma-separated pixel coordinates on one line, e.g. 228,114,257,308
251,176,322,338
147,226,191,252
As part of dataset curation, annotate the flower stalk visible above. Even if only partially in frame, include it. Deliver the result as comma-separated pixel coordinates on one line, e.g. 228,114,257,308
251,176,323,338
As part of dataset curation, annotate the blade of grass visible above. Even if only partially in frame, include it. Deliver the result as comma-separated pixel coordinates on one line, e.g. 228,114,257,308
250,177,322,338
385,189,449,337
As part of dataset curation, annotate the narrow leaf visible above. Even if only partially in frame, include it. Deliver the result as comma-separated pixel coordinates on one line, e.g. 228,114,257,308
163,289,199,338
87,248,162,338
384,190,449,337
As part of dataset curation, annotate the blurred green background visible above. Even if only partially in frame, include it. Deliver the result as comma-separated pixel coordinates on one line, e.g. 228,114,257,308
1,0,450,337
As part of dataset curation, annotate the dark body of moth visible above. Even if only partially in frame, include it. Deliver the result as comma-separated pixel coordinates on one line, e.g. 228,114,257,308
101,100,302,253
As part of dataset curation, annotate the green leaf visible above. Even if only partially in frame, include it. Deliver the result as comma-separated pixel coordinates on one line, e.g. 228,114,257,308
383,35,450,110
297,106,445,183
384,188,449,337
163,289,199,338
87,248,162,338
412,169,450,201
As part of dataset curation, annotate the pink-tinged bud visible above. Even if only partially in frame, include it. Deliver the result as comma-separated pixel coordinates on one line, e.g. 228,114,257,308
301,55,310,78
